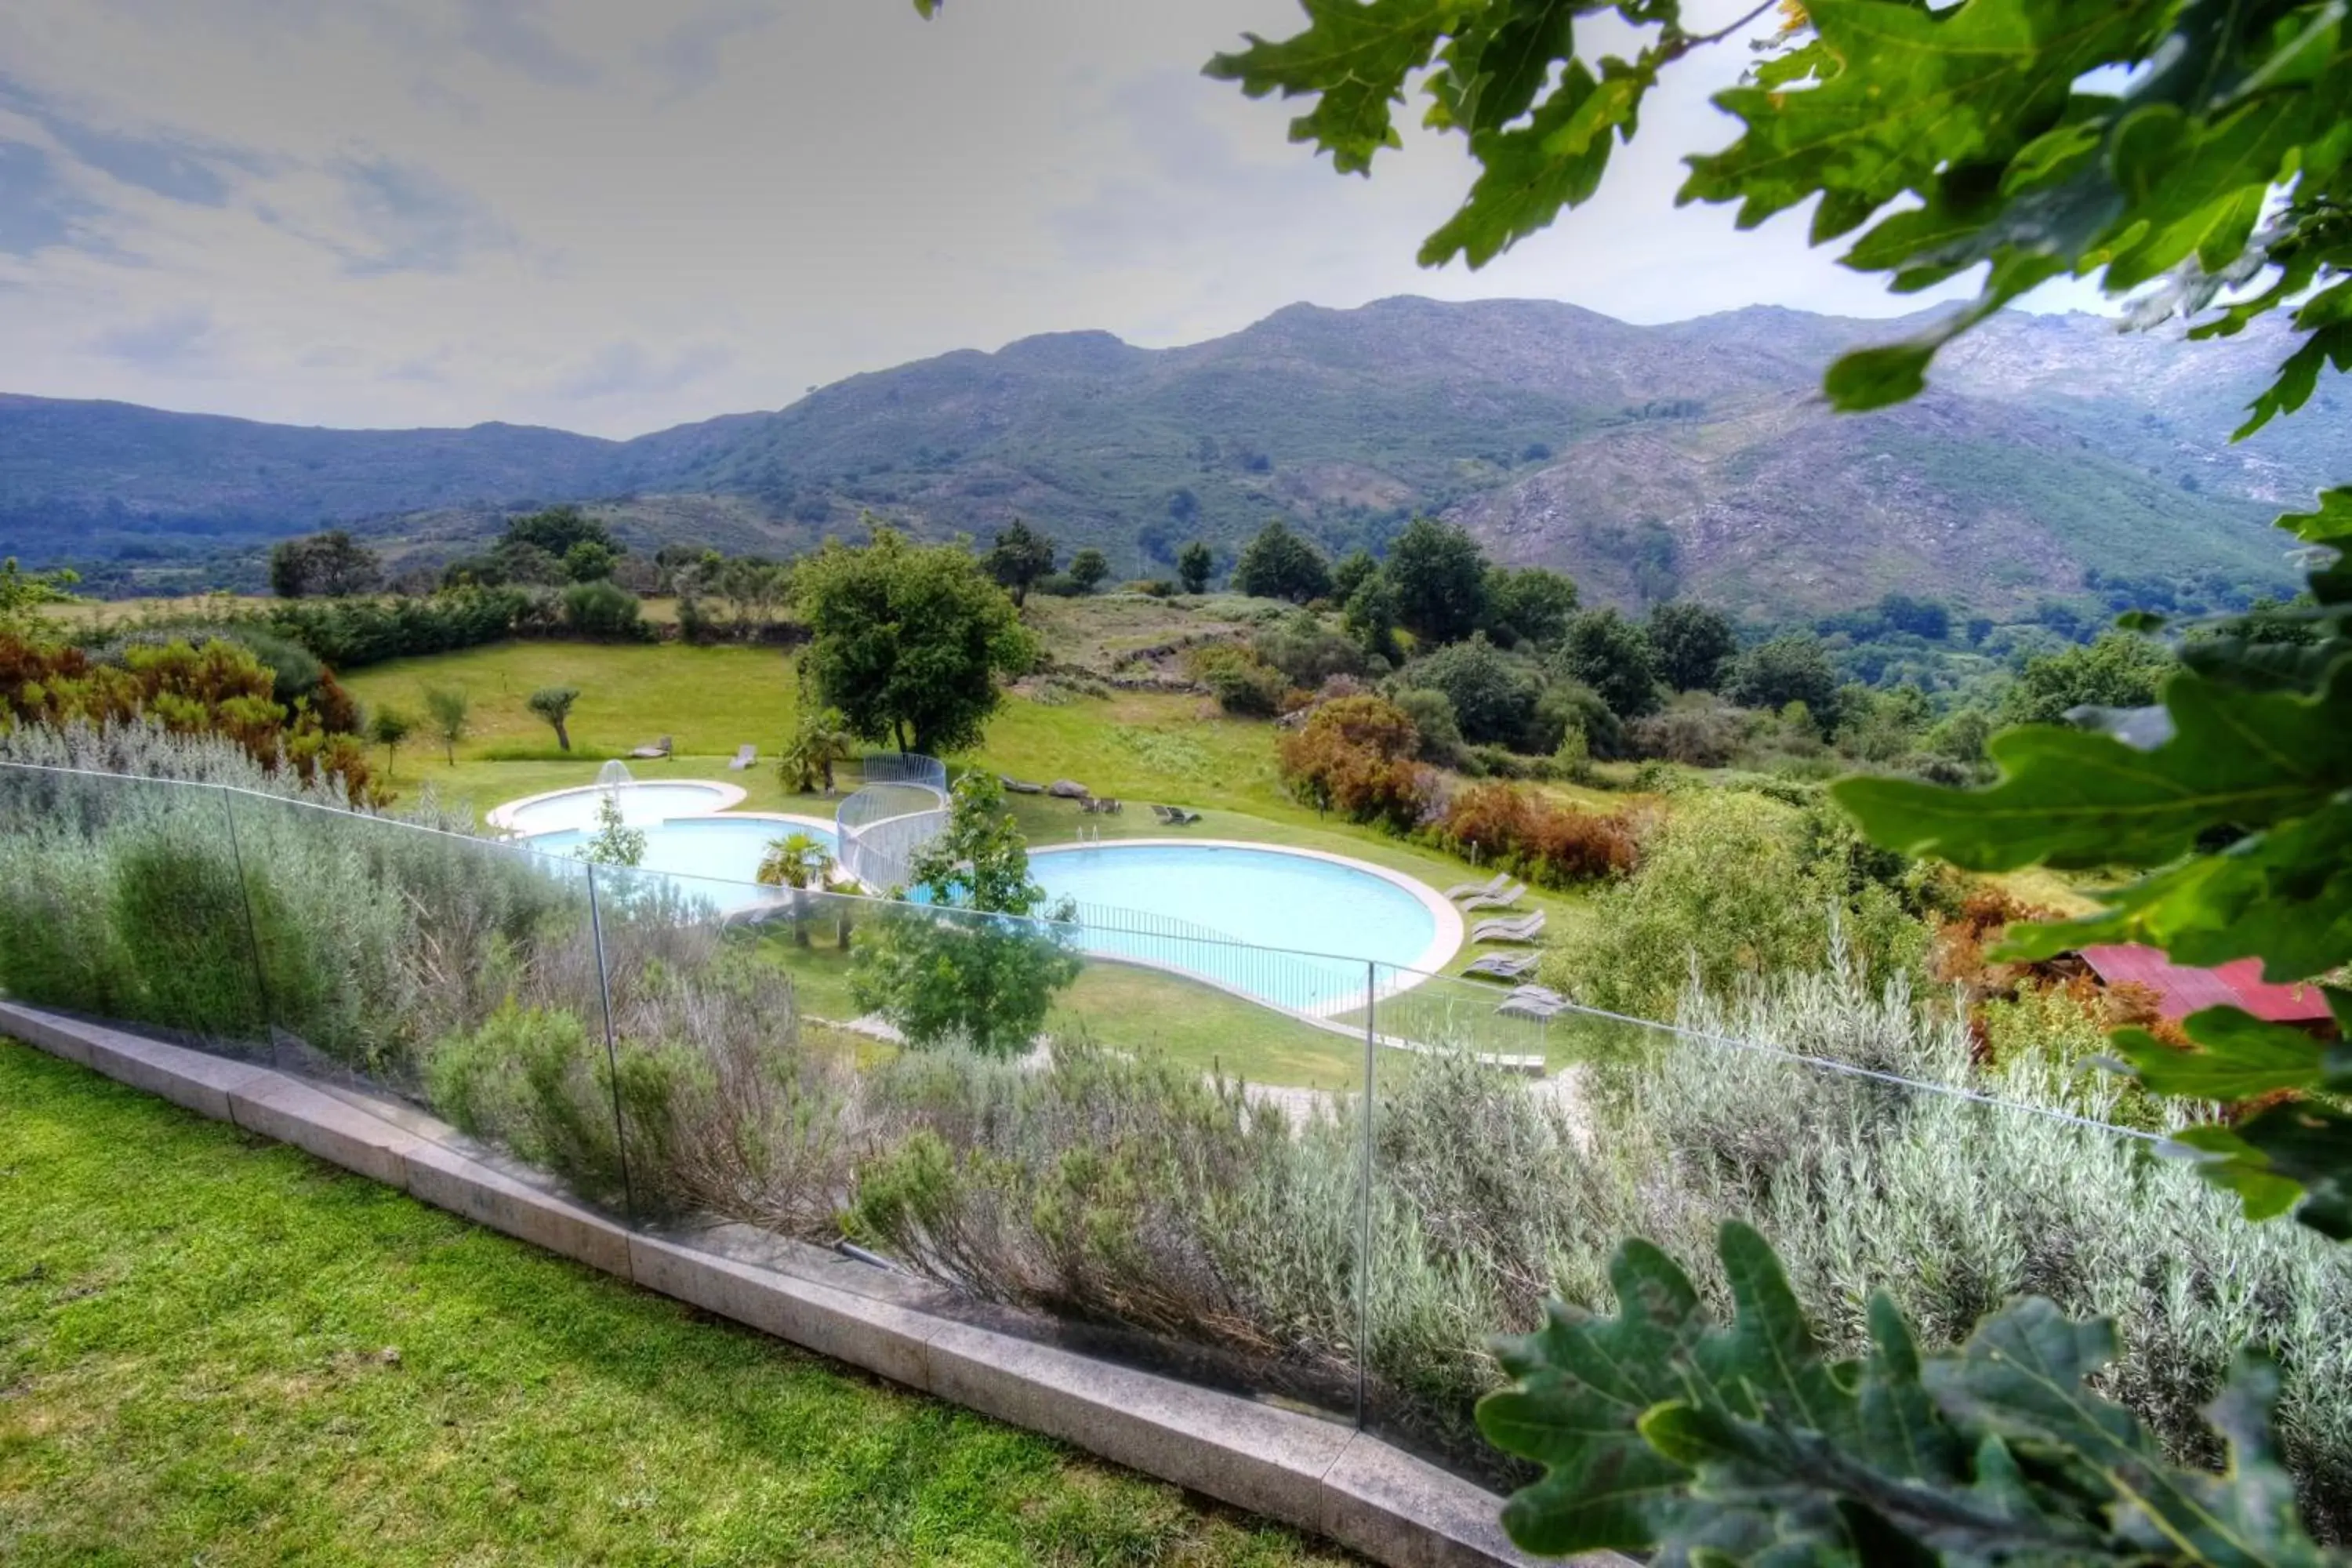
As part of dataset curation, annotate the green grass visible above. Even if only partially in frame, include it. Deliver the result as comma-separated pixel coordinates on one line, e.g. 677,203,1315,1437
0,1040,1348,1567
340,635,1610,996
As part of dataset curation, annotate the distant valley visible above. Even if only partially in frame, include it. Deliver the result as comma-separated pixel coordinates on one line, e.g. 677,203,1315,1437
2,296,2334,616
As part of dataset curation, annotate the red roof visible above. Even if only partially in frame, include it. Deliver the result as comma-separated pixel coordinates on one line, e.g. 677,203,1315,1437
2079,944,2333,1025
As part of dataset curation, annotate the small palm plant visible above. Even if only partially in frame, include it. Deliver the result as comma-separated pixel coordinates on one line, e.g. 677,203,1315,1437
756,830,835,946
779,707,855,795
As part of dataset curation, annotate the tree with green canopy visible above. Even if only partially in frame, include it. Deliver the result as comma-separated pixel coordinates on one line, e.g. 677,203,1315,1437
984,517,1056,608
1647,600,1737,691
1483,564,1579,648
779,703,855,794
797,523,1035,757
849,772,1079,1054
1230,519,1330,604
1385,517,1490,644
422,686,470,767
1554,608,1661,720
365,706,413,775
525,686,579,751
1176,539,1214,594
268,531,382,599
1067,546,1109,593
0,559,78,630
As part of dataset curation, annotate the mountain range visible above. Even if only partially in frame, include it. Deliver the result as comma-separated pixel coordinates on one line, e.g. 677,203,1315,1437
2,296,2336,615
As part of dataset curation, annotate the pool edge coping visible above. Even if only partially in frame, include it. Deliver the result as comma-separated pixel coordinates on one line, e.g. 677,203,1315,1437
486,777,750,833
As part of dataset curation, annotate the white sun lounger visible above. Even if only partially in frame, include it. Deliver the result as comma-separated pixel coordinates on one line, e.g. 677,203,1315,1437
1472,911,1546,944
727,743,757,771
1459,881,1526,913
1443,872,1509,902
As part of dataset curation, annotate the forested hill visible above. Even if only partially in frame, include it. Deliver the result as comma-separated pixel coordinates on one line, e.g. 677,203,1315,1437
3,297,2334,614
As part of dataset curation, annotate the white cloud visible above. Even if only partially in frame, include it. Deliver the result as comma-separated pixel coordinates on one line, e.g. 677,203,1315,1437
0,0,2112,436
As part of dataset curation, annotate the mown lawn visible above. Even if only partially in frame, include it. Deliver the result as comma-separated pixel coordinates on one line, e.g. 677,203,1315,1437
340,638,1606,978
0,1041,1350,1567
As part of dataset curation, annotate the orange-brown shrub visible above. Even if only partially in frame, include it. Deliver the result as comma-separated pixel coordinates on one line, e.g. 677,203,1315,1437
0,632,379,804
1435,780,1642,888
1276,695,1435,832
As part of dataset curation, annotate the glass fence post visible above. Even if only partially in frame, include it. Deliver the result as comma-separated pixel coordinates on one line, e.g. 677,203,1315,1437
583,862,636,1221
216,783,275,1051
1357,957,1376,1429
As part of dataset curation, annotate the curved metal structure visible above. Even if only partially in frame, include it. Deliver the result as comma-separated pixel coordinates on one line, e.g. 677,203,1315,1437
834,751,949,891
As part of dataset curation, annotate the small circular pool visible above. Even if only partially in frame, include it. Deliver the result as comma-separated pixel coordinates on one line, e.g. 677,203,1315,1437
519,814,837,893
492,780,745,833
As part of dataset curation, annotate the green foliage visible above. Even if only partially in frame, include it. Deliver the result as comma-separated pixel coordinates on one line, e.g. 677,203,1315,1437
422,685,470,766
562,539,616,583
779,703,855,793
525,685,579,751
1330,547,1381,603
1189,643,1290,717
1648,600,1737,691
1481,1221,2327,1564
1254,610,1364,688
1385,517,1489,643
1204,0,2352,430
2000,631,2177,727
1396,632,1538,746
1551,790,1928,1020
1554,608,1661,720
1729,632,1841,721
267,530,381,599
797,524,1036,756
848,773,1080,1055
263,586,535,670
1483,565,1579,649
985,517,1057,607
0,557,80,627
557,579,648,641
1231,519,1332,604
578,789,645,868
365,705,413,771
1390,684,1467,767
1067,546,1110,593
501,503,612,561
1341,572,1403,666
1177,539,1214,594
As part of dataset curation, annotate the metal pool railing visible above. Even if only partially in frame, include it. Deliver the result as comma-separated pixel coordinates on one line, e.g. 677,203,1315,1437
835,752,949,891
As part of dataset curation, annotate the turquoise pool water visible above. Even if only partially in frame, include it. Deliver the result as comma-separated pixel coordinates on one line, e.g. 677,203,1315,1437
510,818,1447,1012
502,782,738,833
1030,844,1442,1011
521,816,838,889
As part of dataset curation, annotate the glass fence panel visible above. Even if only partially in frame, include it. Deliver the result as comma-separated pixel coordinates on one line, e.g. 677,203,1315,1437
549,855,1374,1425
205,791,627,1211
1347,968,2352,1500
0,764,268,1054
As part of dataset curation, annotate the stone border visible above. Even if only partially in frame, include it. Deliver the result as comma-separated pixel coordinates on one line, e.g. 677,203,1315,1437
0,1002,1624,1568
1030,837,1469,991
485,777,749,833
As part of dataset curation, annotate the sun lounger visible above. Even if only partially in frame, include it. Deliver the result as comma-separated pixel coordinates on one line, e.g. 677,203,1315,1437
727,743,757,771
1472,911,1546,944
626,735,673,760
1497,993,1568,1022
1443,872,1509,902
1154,805,1200,826
1508,984,1565,1007
1458,881,1526,913
1000,776,1047,794
1462,953,1540,982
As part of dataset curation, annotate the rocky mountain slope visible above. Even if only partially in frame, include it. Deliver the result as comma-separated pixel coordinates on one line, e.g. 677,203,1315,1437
2,297,2332,613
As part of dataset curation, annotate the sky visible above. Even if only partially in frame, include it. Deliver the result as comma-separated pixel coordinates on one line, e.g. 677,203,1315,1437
0,0,2109,438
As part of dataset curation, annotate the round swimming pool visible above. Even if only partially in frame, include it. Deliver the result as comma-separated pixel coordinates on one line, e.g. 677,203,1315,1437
492,780,745,833
521,815,837,895
1029,842,1454,1011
